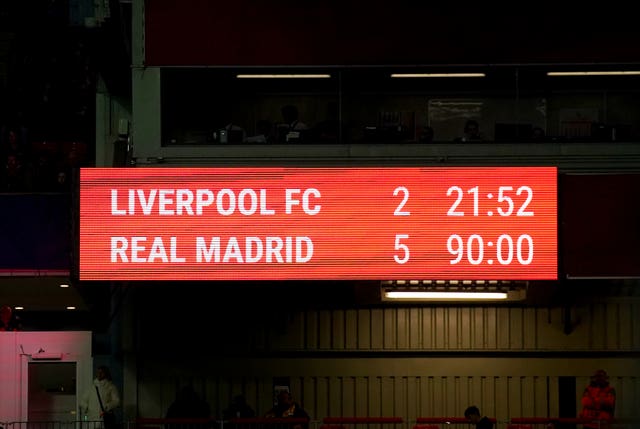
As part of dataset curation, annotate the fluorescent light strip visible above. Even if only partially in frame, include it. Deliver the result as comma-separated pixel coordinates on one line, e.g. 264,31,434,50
236,74,331,79
547,71,640,76
391,73,486,78
385,291,508,300
14,306,24,310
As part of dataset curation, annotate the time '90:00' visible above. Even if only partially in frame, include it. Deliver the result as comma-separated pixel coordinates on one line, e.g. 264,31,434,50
448,234,533,265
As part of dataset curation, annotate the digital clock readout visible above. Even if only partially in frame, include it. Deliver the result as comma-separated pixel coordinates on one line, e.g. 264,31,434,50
79,167,557,281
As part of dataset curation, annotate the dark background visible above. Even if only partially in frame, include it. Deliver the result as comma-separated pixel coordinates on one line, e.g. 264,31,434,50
145,1,640,66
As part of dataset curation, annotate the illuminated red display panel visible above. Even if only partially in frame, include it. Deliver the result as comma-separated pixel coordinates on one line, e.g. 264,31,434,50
79,167,557,280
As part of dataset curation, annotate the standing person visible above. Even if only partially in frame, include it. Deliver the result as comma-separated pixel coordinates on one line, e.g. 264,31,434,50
464,406,493,429
579,369,616,429
80,366,121,429
0,305,20,331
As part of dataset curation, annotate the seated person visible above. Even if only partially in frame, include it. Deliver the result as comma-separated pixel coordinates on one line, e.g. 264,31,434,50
419,125,435,143
223,394,255,419
264,391,309,429
531,126,546,142
313,101,341,142
219,123,247,143
246,120,273,144
277,105,309,143
165,385,210,429
211,110,247,143
455,119,484,142
464,405,493,429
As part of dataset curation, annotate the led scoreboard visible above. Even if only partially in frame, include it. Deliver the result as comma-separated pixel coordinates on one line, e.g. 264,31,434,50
79,167,557,281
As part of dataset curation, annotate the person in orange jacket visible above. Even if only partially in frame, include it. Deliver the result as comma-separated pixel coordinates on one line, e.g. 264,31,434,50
579,369,616,429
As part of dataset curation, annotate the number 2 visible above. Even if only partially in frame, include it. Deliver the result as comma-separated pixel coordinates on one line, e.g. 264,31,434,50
447,186,464,216
393,186,410,216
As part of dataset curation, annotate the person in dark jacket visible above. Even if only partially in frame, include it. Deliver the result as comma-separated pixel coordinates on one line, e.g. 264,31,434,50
464,405,493,429
166,385,211,429
223,395,255,420
264,391,309,429
0,305,21,331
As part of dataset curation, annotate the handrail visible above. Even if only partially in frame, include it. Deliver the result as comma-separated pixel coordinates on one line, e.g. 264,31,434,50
228,419,310,425
416,417,497,424
323,418,403,424
510,417,623,424
5,417,635,429
135,418,311,425
135,418,213,424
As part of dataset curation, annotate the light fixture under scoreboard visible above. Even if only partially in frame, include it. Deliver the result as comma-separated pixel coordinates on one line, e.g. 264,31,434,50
380,280,527,302
79,167,557,281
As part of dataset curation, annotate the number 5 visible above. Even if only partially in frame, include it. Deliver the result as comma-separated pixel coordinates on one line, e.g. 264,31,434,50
497,186,514,216
394,234,410,264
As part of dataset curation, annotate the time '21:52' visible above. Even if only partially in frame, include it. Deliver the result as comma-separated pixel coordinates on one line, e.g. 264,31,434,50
447,186,533,217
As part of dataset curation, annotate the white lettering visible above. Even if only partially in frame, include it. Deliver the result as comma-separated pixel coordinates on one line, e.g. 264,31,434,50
260,189,275,215
111,190,126,215
195,236,312,264
128,189,135,214
286,188,321,215
296,236,313,262
110,236,185,263
113,189,280,216
285,189,301,214
137,190,157,215
303,188,321,215
196,190,214,215
175,190,194,215
238,189,257,215
223,237,243,262
158,189,174,215
148,237,168,262
130,237,147,262
111,237,128,262
196,237,221,262
217,189,235,216
245,237,263,263
285,236,292,262
170,237,185,262
266,237,284,263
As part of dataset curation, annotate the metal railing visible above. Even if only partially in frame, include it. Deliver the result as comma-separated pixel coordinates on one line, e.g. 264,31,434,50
0,422,105,429
2,417,637,429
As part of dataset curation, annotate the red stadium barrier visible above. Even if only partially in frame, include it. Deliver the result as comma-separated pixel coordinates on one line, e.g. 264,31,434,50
416,417,497,424
322,418,403,425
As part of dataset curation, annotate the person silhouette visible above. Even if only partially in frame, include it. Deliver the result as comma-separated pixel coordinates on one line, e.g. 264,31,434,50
579,369,616,429
165,385,211,429
464,405,493,429
223,394,255,420
246,120,273,144
0,305,20,331
456,119,483,142
79,366,120,429
278,105,308,143
264,390,309,429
